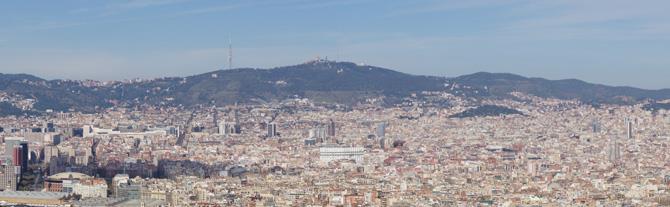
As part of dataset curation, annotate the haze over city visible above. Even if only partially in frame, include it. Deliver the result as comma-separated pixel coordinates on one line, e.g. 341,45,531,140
1,0,670,89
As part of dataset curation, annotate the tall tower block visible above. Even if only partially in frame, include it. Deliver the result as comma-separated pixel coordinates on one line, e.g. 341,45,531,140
228,38,233,70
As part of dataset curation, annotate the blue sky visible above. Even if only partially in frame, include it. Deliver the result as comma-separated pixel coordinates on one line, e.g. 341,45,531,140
1,0,669,89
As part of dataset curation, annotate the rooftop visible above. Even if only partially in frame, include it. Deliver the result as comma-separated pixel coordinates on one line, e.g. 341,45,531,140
0,191,69,199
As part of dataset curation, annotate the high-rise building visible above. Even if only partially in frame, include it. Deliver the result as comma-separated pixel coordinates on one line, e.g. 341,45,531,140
379,137,386,149
232,107,241,134
4,137,20,158
267,122,277,138
43,145,59,164
219,109,242,135
608,138,621,163
11,146,22,167
376,122,386,138
19,142,28,171
327,119,336,137
310,126,328,143
5,137,28,172
625,118,633,139
218,121,240,135
317,127,326,139
0,164,20,191
591,119,601,133
223,121,228,135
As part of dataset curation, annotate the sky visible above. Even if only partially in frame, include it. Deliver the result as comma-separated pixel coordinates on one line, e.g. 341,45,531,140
0,0,669,89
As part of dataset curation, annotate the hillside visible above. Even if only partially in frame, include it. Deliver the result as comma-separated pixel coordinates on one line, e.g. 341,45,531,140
449,72,670,104
1,61,670,116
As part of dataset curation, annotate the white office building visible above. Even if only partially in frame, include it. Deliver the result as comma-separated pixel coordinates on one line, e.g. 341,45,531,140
319,145,365,163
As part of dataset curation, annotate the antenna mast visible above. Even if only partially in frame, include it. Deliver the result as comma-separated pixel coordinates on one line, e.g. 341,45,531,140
228,37,233,70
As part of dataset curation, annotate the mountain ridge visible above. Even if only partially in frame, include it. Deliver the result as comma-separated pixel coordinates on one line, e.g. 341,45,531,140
450,71,670,103
1,61,669,116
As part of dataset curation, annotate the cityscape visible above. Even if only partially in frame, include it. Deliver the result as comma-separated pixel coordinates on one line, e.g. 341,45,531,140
1,65,670,206
2,1,670,207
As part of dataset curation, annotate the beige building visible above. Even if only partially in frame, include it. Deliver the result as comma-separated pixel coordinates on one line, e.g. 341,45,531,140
73,178,108,198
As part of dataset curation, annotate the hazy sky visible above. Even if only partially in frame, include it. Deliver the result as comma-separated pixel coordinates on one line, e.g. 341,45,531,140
1,0,669,89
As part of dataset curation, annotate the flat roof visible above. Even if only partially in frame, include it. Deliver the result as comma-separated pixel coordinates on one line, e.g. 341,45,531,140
0,191,69,199
47,172,92,181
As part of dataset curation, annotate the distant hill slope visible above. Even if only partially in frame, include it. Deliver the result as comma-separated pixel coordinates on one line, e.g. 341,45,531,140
0,73,111,113
1,61,669,115
94,61,447,108
448,72,670,104
162,61,446,106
